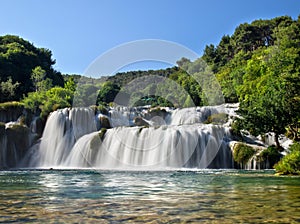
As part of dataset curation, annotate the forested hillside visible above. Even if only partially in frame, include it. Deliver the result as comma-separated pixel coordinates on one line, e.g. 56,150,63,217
0,35,64,102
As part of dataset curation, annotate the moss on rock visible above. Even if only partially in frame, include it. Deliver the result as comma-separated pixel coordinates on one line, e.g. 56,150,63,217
0,101,24,123
204,113,228,125
233,142,256,164
98,128,107,141
5,123,31,167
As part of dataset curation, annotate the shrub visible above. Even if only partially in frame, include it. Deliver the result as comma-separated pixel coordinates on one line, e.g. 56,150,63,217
258,146,282,167
22,87,73,118
233,143,256,164
274,143,300,175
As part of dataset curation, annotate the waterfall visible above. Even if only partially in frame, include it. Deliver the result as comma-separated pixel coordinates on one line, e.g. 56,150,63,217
27,105,236,169
34,108,97,167
64,124,232,169
19,104,241,169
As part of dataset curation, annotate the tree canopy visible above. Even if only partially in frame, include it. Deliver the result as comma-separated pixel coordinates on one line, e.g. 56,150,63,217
0,35,64,102
203,15,300,147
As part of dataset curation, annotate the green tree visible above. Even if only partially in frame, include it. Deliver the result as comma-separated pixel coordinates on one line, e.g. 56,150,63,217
31,66,52,92
237,44,300,148
97,81,120,104
23,87,73,118
0,77,20,102
64,76,77,92
0,35,64,101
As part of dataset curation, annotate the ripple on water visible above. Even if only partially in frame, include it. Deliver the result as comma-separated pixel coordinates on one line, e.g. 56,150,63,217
0,169,299,223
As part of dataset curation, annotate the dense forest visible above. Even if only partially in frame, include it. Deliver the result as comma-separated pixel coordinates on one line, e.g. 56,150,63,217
0,15,299,174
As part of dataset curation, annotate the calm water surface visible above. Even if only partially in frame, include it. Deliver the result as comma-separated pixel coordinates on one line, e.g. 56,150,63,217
0,169,299,223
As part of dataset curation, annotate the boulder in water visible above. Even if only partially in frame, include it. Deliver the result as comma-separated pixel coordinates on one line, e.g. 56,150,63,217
99,115,112,129
134,117,149,126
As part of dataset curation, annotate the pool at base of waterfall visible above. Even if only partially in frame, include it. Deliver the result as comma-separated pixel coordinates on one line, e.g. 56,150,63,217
0,169,299,223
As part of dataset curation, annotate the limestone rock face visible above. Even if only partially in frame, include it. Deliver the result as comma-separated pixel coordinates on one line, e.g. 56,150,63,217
0,102,24,123
1,123,33,168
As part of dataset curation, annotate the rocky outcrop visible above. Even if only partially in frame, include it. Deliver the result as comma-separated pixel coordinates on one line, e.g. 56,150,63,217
230,141,282,169
0,123,33,168
134,117,149,126
0,102,24,123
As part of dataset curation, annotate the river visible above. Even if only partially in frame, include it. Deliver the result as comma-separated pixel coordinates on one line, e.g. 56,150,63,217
0,169,299,223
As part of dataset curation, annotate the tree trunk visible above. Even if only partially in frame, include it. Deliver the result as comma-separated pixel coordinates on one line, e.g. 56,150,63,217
274,133,281,150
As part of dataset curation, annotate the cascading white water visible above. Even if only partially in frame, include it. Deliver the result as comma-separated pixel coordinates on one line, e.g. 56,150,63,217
64,124,232,169
22,104,238,169
33,108,97,167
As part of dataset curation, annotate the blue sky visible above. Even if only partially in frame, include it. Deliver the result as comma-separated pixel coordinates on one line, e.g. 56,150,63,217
1,0,300,75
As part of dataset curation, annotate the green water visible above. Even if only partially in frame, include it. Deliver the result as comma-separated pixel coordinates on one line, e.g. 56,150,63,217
0,169,299,223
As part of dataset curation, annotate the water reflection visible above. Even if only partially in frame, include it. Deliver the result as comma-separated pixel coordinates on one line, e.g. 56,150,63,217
0,170,299,223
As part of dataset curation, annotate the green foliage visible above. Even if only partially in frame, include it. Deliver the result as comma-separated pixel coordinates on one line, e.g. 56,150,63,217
73,84,100,107
31,66,52,92
107,67,177,87
274,143,300,175
0,77,20,102
236,45,300,147
233,143,256,164
258,146,282,167
64,76,77,92
133,95,174,107
0,101,23,110
169,68,202,106
203,16,295,73
211,16,299,148
97,105,109,115
97,81,120,105
42,87,73,116
0,35,63,102
22,87,73,118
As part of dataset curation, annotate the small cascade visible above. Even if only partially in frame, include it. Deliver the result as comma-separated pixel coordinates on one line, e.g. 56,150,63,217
30,108,97,167
109,109,131,127
168,104,235,125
